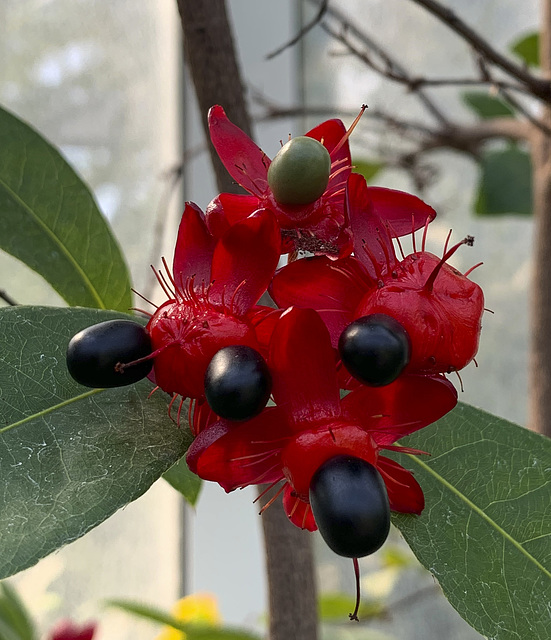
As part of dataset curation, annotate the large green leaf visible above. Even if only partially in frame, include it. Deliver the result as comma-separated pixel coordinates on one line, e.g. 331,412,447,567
474,145,533,216
107,600,261,640
0,106,131,311
511,32,539,67
391,403,551,640
462,92,515,119
0,306,189,579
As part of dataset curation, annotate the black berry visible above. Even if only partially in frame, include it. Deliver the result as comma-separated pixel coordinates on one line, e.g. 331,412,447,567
204,345,272,421
66,319,153,388
309,455,391,558
339,314,410,386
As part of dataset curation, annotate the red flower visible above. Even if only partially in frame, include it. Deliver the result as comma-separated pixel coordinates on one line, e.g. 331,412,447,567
207,105,436,258
186,307,457,530
270,173,484,376
146,203,281,400
49,620,96,640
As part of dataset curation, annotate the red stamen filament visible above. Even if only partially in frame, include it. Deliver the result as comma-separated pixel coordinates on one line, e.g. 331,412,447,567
115,340,178,372
253,479,284,504
443,228,452,256
464,262,483,277
151,266,173,299
132,288,158,309
331,104,367,158
422,216,430,252
455,370,464,393
259,484,286,515
349,558,361,621
424,236,474,292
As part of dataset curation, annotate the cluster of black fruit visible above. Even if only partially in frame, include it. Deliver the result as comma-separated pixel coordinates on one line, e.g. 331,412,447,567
66,313,410,559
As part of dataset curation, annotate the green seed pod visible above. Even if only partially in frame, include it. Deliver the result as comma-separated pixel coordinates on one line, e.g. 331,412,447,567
267,136,331,205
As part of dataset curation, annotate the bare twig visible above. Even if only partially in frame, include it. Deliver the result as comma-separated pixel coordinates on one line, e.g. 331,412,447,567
407,0,551,102
306,0,452,126
266,0,328,60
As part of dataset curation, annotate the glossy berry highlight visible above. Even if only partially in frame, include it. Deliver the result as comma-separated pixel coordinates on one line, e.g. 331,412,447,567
309,455,391,558
339,314,410,386
204,345,272,421
66,319,153,388
267,136,332,205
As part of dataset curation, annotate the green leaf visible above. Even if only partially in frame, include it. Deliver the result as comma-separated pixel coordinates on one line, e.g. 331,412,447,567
0,105,132,311
0,306,189,579
107,600,261,640
0,583,35,640
511,32,539,67
163,455,202,507
318,593,383,621
462,92,515,119
475,145,533,216
353,161,384,183
391,403,551,640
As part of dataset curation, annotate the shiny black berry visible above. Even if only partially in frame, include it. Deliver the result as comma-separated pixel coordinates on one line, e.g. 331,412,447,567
338,314,410,386
66,319,153,388
309,455,391,558
204,345,272,421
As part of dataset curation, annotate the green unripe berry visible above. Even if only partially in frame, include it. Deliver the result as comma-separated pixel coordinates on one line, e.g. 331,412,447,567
267,136,331,205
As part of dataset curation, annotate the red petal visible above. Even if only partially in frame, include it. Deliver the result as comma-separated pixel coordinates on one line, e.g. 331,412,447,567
269,307,341,427
172,202,215,289
306,118,351,193
368,186,436,237
346,173,398,279
186,410,290,492
210,209,281,315
248,305,283,350
342,374,458,445
270,256,370,345
282,484,318,531
208,105,270,197
206,193,261,239
377,456,425,514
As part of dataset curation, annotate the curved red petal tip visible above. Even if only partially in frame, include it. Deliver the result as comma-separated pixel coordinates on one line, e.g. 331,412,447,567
210,208,281,315
269,307,341,426
283,484,318,531
377,456,425,514
346,173,397,278
173,202,215,289
367,186,437,236
208,105,270,197
49,620,96,640
205,193,261,239
343,374,458,446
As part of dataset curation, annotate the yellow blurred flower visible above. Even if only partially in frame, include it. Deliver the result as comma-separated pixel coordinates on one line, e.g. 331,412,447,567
154,592,221,640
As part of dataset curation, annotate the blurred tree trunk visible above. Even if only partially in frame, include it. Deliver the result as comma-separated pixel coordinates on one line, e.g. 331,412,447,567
176,1,319,638
529,1,551,437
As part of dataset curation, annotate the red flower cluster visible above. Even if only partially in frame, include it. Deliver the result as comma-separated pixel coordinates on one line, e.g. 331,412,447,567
61,103,485,622
139,107,484,561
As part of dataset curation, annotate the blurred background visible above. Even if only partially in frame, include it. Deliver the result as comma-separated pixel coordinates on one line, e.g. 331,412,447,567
0,1,538,638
